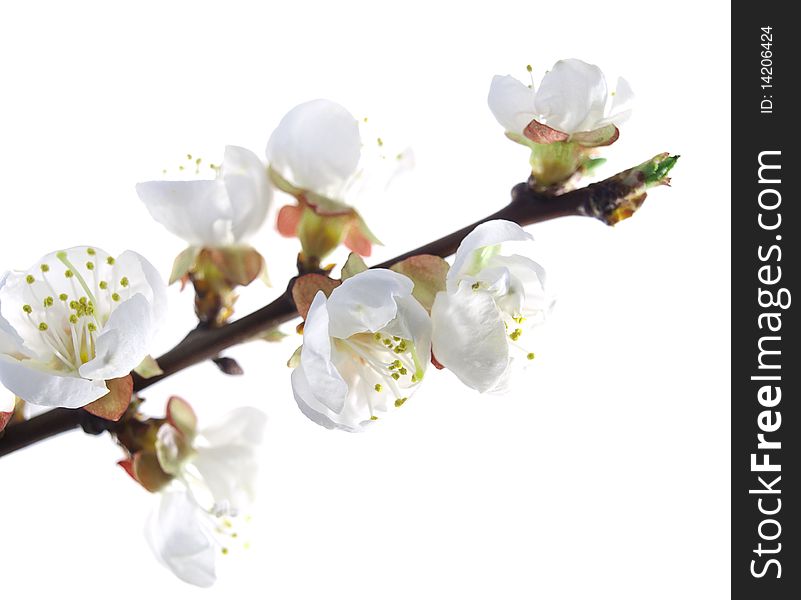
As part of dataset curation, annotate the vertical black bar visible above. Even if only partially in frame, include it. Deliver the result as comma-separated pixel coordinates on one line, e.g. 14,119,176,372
732,4,799,599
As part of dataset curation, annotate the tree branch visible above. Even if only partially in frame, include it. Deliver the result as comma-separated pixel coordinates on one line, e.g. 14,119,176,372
0,154,676,458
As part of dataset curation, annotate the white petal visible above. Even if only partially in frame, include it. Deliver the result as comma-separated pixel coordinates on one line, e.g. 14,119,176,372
200,406,267,448
535,59,608,134
266,99,361,200
449,220,532,287
146,489,217,587
487,74,538,134
78,293,152,380
0,355,108,408
221,145,273,242
192,443,260,514
431,286,510,393
291,365,354,431
136,179,232,247
483,254,549,318
297,292,349,413
607,76,634,125
380,294,432,375
113,250,169,331
326,269,414,339
0,272,27,357
1,393,13,413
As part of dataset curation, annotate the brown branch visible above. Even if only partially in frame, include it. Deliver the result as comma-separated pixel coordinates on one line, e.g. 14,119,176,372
0,155,676,458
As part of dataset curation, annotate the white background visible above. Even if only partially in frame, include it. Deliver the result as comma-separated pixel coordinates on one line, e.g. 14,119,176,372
0,1,731,598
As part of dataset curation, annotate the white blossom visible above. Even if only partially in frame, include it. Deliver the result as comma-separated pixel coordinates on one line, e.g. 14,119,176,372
0,247,167,408
488,58,633,142
136,145,273,248
291,269,431,431
431,221,552,393
147,400,267,587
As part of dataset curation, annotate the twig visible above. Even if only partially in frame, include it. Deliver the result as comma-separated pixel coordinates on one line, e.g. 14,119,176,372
0,154,676,458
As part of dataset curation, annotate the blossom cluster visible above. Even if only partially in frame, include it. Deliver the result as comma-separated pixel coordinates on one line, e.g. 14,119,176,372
1,58,645,586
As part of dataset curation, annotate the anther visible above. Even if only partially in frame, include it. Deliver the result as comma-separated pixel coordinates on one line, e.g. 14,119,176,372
374,384,382,392
38,322,48,331
26,275,35,284
23,304,32,314
86,262,95,270
120,277,129,287
59,293,68,301
395,398,407,407
40,264,50,273
106,257,115,265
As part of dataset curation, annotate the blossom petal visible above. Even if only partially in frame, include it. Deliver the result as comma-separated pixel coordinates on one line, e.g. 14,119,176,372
78,293,153,381
449,220,532,287
221,145,272,242
136,179,232,247
193,442,261,514
488,74,538,134
114,250,168,331
266,99,361,200
297,292,349,412
326,269,414,339
0,272,27,357
201,406,267,448
535,59,608,134
0,355,108,408
431,285,509,393
608,76,634,125
145,489,217,588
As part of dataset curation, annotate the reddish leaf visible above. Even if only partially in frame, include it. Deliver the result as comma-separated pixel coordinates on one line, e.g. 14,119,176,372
276,204,303,237
390,254,450,312
523,118,570,144
344,224,373,257
166,396,197,438
133,451,173,493
292,273,341,320
84,375,133,421
0,411,12,433
117,458,136,481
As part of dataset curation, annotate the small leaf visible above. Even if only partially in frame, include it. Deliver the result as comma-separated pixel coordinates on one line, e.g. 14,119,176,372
569,124,619,147
134,354,164,379
84,375,134,421
170,247,200,285
204,247,265,287
259,328,288,343
166,396,197,438
133,451,173,493
390,254,450,312
292,273,341,320
287,345,303,368
341,253,368,280
212,356,244,376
